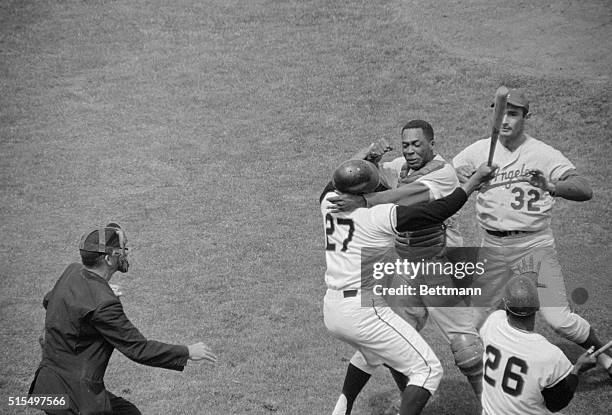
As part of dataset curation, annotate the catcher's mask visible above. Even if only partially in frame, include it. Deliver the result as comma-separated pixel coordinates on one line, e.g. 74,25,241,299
332,159,380,195
502,275,540,317
79,224,129,273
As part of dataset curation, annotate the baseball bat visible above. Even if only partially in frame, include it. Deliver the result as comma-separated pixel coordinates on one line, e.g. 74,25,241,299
487,86,509,166
591,340,612,358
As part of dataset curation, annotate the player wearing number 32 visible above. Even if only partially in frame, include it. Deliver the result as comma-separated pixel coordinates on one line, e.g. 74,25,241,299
480,275,597,415
321,160,496,415
452,88,612,375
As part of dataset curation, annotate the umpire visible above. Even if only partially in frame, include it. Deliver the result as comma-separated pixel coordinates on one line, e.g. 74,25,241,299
29,223,217,414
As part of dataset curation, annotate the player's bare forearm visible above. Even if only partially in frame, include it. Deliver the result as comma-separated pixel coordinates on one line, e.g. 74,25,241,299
365,182,431,207
549,174,592,201
522,169,592,201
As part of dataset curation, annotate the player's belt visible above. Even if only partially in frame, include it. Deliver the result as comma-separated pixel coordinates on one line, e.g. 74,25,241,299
343,290,358,298
485,229,535,237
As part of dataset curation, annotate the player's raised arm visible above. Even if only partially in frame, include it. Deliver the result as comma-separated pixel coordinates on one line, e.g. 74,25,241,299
327,181,430,212
365,182,431,207
394,164,497,232
350,137,393,164
328,157,446,211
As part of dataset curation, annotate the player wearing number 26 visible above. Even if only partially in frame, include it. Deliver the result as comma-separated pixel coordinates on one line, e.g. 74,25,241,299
453,88,612,375
479,276,596,415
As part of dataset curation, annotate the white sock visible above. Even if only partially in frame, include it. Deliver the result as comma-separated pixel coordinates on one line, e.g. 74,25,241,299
332,394,348,415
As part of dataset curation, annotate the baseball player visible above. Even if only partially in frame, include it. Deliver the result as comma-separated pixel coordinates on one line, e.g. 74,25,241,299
480,269,598,415
322,158,496,415
453,88,612,375
328,120,485,399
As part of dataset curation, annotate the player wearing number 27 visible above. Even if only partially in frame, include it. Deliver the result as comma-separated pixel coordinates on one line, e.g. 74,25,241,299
453,88,612,374
321,159,496,415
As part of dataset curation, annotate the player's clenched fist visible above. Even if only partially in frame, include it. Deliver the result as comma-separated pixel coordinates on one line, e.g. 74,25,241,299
364,138,393,164
521,169,553,191
572,349,598,375
460,163,498,194
188,342,217,363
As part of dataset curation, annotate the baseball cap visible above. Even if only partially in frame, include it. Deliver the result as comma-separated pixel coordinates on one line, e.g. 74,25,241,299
490,88,529,113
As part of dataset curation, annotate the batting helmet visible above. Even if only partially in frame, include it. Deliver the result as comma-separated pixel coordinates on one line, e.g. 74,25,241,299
502,275,540,316
332,159,380,194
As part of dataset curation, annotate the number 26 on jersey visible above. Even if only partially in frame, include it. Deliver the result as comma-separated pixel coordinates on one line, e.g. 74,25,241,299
484,344,528,397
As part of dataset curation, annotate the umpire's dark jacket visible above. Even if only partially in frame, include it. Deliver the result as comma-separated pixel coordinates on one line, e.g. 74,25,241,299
29,263,189,414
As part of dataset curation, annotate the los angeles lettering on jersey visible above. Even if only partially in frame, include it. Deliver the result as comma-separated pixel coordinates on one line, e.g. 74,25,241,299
481,164,529,191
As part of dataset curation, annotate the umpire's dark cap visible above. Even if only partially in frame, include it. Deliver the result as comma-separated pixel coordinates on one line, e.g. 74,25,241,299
78,224,123,254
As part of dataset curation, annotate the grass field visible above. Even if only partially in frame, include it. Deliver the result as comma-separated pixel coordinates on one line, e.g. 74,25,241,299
1,0,610,414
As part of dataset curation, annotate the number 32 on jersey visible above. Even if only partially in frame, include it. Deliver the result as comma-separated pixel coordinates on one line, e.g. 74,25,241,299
510,187,541,212
325,213,354,252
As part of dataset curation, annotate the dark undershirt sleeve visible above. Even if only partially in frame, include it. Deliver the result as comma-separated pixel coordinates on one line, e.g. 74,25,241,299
395,188,468,232
541,374,578,412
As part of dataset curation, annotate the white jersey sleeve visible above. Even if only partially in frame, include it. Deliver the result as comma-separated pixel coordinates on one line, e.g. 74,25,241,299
417,155,459,199
541,146,575,182
540,349,573,389
321,192,398,291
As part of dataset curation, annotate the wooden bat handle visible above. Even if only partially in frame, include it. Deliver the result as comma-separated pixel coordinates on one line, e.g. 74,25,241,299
592,340,612,358
487,86,509,166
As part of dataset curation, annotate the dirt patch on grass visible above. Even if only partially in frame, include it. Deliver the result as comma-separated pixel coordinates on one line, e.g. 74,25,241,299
402,0,611,81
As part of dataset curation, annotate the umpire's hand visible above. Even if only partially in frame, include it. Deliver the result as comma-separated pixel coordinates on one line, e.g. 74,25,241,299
188,342,217,363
